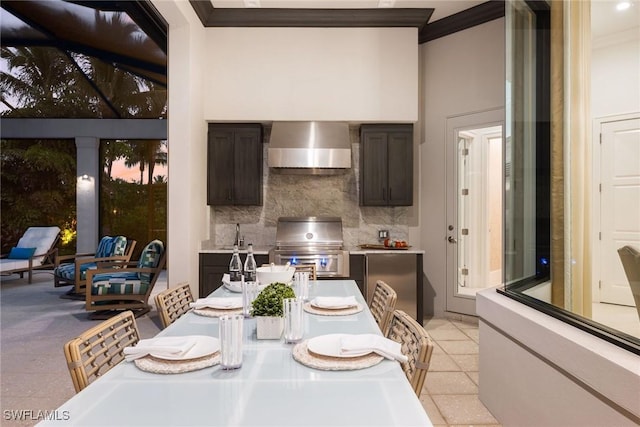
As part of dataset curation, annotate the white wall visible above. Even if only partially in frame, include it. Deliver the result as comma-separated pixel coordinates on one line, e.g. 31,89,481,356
152,0,208,296
591,29,640,119
204,28,418,122
419,18,505,316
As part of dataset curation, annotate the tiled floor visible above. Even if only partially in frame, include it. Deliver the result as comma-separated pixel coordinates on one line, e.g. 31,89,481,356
419,317,500,427
1,271,499,426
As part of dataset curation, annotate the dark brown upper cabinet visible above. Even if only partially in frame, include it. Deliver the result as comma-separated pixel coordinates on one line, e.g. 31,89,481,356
360,124,413,206
207,123,263,206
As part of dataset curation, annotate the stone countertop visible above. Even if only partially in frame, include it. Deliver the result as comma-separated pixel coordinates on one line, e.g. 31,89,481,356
200,247,424,255
200,247,271,255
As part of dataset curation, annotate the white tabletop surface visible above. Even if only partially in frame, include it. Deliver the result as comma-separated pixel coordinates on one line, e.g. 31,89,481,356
39,280,432,427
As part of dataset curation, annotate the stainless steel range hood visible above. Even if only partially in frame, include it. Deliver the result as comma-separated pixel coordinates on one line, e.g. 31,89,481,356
268,121,351,175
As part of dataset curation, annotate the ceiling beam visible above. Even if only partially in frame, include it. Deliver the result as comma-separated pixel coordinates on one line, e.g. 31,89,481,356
189,1,433,29
419,1,505,44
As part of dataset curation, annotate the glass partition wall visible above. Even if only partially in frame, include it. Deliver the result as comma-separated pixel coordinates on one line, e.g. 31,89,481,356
501,0,640,355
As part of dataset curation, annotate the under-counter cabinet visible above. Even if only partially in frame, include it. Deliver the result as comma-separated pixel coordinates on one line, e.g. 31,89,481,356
360,124,413,206
199,253,269,297
207,124,263,205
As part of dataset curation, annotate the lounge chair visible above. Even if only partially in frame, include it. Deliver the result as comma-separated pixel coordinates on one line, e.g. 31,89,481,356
54,235,136,299
85,240,166,319
0,226,61,283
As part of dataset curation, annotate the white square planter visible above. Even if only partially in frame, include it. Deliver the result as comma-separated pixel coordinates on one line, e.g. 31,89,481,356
256,316,283,339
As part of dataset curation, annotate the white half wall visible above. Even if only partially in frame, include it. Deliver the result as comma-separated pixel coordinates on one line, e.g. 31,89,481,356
203,27,418,122
477,288,640,426
419,18,505,316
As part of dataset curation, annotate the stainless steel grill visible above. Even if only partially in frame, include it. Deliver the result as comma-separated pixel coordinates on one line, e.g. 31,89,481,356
269,216,350,278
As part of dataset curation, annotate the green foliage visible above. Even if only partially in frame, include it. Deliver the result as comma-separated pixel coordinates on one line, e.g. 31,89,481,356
250,283,296,317
0,139,76,254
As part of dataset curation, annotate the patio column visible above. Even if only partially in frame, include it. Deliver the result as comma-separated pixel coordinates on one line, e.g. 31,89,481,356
75,137,100,253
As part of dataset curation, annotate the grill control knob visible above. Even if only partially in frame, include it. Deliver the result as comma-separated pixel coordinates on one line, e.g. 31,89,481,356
305,232,314,240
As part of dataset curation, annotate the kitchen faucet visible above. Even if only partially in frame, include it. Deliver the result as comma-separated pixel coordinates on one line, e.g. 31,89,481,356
235,223,243,248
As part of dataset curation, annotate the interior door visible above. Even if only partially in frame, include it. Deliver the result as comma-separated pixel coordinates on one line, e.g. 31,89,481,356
446,109,504,316
599,117,640,306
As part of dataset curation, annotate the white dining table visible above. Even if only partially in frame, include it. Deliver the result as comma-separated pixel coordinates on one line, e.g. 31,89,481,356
39,280,432,426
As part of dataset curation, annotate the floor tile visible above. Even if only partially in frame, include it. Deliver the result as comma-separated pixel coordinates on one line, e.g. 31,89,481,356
438,339,479,355
418,394,447,425
423,318,460,331
461,328,480,343
428,353,462,372
427,328,470,341
425,371,478,395
449,354,479,372
431,394,499,425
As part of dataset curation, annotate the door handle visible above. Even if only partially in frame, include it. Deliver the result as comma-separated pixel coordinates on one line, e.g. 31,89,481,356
447,236,457,244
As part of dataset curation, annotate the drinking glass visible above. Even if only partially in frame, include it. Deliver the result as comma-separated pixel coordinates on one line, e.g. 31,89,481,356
219,314,243,369
294,272,309,301
242,280,259,318
283,297,304,343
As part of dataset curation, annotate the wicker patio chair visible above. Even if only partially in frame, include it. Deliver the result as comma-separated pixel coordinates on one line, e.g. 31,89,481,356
85,240,166,319
386,310,434,396
368,280,397,336
155,282,194,329
294,263,317,280
64,310,139,393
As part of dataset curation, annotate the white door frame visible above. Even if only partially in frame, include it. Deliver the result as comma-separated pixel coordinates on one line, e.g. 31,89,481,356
446,108,504,316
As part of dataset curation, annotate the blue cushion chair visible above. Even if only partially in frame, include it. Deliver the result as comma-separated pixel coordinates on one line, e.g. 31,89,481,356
85,240,166,319
54,236,136,299
0,226,61,283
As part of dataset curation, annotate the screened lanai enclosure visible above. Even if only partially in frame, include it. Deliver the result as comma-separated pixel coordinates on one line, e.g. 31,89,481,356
1,0,167,258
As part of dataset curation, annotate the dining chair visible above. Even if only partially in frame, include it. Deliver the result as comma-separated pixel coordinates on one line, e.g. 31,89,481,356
64,310,139,393
617,245,640,321
386,310,434,396
294,263,317,280
155,282,194,329
368,280,397,336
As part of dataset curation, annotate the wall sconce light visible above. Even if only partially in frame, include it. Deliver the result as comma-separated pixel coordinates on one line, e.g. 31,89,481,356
81,174,90,181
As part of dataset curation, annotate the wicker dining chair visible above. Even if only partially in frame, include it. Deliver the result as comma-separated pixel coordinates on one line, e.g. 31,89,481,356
294,263,317,280
155,282,194,329
386,310,434,396
64,310,139,393
368,280,397,336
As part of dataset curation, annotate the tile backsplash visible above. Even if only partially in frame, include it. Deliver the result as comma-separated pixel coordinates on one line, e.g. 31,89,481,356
203,125,409,249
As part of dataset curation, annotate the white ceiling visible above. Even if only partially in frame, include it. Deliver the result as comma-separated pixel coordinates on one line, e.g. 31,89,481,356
592,0,640,38
211,1,486,22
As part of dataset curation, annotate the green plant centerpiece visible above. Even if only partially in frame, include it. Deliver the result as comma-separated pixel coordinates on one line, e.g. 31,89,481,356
251,282,295,317
251,282,295,339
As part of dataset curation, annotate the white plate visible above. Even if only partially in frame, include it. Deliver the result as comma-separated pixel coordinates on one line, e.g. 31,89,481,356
310,298,358,310
223,281,243,293
307,334,370,358
150,335,220,361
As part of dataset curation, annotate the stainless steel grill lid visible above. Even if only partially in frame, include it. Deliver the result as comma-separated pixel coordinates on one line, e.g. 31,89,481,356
274,217,344,249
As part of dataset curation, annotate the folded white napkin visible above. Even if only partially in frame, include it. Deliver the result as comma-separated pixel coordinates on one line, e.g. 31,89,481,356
340,334,408,363
312,296,358,308
124,336,197,361
189,297,242,309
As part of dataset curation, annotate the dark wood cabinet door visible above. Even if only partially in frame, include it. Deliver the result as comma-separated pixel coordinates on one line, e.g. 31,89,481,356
199,253,270,297
387,129,413,206
233,127,263,205
207,128,234,205
360,129,389,206
207,124,263,206
360,124,413,206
